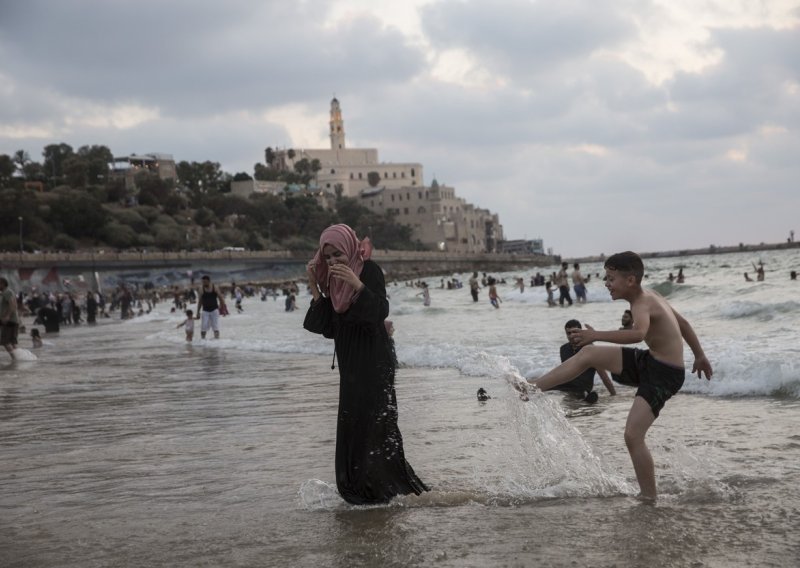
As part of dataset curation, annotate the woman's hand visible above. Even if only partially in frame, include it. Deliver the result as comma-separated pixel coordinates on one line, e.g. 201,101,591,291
306,261,317,285
328,264,364,292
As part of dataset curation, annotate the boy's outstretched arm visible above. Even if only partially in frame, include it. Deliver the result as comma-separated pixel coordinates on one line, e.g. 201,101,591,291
672,308,713,380
569,323,646,348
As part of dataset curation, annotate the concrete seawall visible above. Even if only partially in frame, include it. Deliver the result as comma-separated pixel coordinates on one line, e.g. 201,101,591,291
566,241,800,263
0,250,558,292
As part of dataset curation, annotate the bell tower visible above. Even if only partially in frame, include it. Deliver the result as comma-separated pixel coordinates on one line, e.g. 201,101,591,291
329,97,345,150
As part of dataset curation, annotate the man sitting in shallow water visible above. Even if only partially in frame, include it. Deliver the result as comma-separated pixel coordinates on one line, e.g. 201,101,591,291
555,319,616,403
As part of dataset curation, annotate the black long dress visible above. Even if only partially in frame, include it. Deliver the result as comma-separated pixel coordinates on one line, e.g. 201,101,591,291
303,260,429,505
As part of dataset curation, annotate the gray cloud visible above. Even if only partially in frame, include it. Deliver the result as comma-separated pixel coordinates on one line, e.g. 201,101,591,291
421,0,635,79
1,0,798,256
0,0,426,116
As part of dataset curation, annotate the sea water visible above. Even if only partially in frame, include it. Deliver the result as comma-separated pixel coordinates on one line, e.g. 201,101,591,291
1,249,798,567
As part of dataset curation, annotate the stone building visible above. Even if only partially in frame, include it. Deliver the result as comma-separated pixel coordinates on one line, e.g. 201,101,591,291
360,180,503,253
271,98,423,197
110,153,177,189
269,98,505,253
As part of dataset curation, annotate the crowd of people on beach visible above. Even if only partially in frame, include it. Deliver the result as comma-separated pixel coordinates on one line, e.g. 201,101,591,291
2,231,797,506
0,273,305,354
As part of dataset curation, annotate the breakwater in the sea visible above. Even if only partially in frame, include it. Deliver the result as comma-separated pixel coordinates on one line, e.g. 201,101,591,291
0,250,557,292
567,240,800,263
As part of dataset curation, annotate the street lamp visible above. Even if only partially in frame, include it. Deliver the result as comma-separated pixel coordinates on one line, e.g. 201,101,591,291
18,216,23,256
268,219,273,241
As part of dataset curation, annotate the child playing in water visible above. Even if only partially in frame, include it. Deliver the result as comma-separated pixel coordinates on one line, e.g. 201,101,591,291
488,277,502,309
177,309,195,342
30,328,43,348
521,251,713,500
416,282,431,306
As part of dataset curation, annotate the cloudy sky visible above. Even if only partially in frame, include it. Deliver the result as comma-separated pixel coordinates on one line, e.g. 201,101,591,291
1,0,798,257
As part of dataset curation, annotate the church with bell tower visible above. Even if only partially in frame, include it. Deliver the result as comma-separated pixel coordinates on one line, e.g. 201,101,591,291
267,98,503,253
272,98,424,198
329,97,345,150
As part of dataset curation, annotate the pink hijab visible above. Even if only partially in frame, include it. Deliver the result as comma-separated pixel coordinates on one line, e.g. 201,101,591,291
311,224,373,313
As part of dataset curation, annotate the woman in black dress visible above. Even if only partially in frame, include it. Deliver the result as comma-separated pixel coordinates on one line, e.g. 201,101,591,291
303,224,428,505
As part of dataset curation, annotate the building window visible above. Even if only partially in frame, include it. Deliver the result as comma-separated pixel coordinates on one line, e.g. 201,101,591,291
411,168,415,177
404,208,409,215
418,192,422,199
384,172,388,178
393,172,397,178
418,206,426,214
399,194,402,201
391,195,395,202
406,193,410,200
401,172,406,178
358,172,362,179
350,173,354,179
330,169,335,174
326,183,331,188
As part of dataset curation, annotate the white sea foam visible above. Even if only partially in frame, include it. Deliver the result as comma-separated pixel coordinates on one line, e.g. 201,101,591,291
12,348,38,362
141,250,800,400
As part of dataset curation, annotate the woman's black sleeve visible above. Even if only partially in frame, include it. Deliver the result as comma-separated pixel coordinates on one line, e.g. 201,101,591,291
303,296,335,339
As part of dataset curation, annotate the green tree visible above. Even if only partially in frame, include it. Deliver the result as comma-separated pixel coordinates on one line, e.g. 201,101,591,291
48,192,108,239
177,160,226,205
22,161,46,184
233,172,252,181
101,221,138,249
77,145,113,185
52,233,78,251
154,225,184,250
111,209,149,233
254,162,281,181
62,154,89,187
42,143,74,187
265,147,276,166
310,158,321,180
367,171,381,187
285,195,336,238
163,193,188,215
0,188,39,235
106,178,128,203
294,158,311,177
204,193,252,218
0,155,15,188
176,160,201,193
194,206,217,227
135,171,172,206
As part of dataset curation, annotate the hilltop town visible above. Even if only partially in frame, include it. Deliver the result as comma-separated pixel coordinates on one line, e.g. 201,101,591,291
0,99,545,257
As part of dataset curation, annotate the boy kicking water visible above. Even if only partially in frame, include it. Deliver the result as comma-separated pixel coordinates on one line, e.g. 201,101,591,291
521,251,713,500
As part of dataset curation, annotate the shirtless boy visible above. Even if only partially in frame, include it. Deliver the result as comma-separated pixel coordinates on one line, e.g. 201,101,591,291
523,251,713,500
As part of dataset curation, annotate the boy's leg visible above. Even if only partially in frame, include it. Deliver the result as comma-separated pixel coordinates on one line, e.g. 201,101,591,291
624,397,657,499
530,345,623,391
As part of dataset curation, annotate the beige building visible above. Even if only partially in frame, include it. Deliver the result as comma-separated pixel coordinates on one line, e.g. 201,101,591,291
270,99,504,253
360,180,503,253
272,98,423,197
230,179,285,198
110,153,177,189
